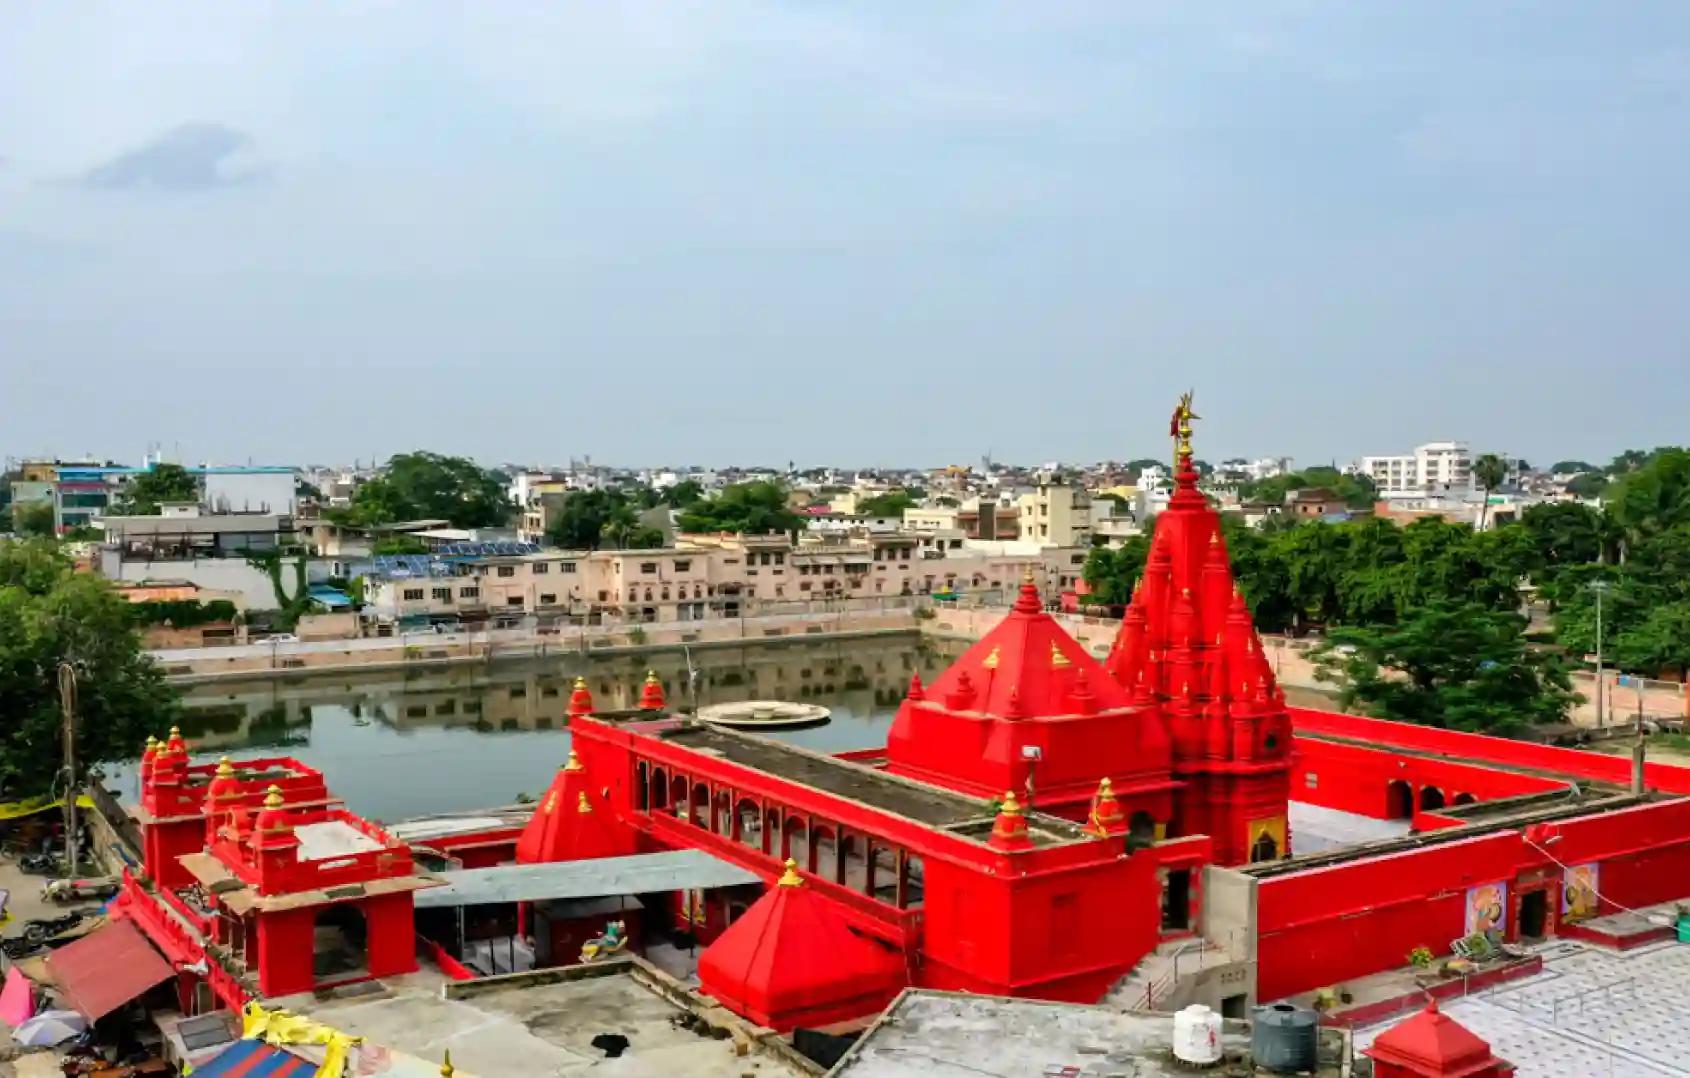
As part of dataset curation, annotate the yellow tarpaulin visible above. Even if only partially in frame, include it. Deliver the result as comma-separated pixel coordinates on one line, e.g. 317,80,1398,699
0,794,95,821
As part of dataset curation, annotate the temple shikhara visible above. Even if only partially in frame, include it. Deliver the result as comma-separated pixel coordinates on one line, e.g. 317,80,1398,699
99,397,1690,1072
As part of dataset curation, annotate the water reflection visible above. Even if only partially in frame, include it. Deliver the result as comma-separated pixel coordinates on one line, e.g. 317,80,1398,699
109,635,961,822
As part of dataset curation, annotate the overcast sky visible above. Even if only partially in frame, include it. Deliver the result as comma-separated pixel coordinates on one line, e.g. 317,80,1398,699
3,4,1686,469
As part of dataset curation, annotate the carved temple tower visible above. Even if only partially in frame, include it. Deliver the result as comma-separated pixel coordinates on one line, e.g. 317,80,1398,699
1103,395,1293,864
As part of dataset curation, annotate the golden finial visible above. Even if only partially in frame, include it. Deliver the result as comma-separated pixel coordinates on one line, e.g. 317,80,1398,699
577,792,593,814
1209,530,1219,545
441,1050,455,1077
573,676,587,689
982,646,1000,670
145,735,158,751
170,725,181,738
1051,642,1071,669
1022,568,1035,584
644,669,659,684
1098,777,1114,796
1000,790,1024,815
778,858,803,887
563,749,585,772
215,756,234,777
263,784,284,809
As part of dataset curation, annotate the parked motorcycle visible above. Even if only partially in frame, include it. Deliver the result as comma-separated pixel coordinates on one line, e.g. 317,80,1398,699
41,877,117,904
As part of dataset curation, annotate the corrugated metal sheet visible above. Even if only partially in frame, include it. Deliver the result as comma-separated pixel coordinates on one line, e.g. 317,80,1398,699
45,918,173,1021
414,849,761,908
193,1039,317,1076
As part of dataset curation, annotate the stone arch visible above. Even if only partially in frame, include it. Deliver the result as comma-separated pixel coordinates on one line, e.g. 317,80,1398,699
1385,779,1414,820
783,816,810,867
714,790,734,838
736,798,761,846
690,782,710,828
1419,786,1446,812
1452,792,1477,806
811,823,838,878
669,773,688,817
649,765,668,810
840,833,867,893
1128,811,1157,846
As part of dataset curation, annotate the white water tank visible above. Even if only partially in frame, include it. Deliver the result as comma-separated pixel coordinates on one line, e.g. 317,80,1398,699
1172,1003,1223,1065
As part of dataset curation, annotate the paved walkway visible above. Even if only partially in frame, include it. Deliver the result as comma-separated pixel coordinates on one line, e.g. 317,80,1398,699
1355,938,1690,1076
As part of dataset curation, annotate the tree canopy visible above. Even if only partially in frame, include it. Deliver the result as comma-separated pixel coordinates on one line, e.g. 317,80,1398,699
676,481,802,535
335,452,510,529
1313,603,1576,737
12,501,55,538
122,463,199,514
0,539,179,798
545,489,664,550
856,490,920,517
1237,467,1377,510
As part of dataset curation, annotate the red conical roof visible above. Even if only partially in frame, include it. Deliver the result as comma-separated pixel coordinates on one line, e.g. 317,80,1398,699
515,750,634,863
698,860,903,1031
1365,998,1511,1076
924,578,1133,720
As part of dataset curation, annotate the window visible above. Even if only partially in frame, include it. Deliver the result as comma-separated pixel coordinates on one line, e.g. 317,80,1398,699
800,582,812,592
560,561,576,573
674,560,691,572
459,587,479,600
533,563,549,575
774,552,786,565
432,587,452,603
402,588,424,601
506,596,524,607
540,593,556,605
641,562,658,574
497,566,516,578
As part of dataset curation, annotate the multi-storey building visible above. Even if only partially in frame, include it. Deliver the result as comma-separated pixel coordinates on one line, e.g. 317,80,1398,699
1357,441,1473,496
1016,471,1092,547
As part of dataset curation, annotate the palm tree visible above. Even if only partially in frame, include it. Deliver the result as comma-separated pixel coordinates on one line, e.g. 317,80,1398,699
1473,453,1507,532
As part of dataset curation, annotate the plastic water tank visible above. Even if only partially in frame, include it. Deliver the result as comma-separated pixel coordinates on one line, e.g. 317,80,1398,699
1251,1003,1318,1072
1172,1003,1223,1065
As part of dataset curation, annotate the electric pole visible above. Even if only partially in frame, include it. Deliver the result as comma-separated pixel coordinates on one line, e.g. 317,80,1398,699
57,662,79,879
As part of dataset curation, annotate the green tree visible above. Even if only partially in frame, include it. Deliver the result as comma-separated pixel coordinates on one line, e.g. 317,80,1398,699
338,452,509,529
857,490,919,517
1313,602,1576,736
122,463,200,514
1079,535,1150,606
1550,460,1597,476
1613,601,1690,679
546,490,618,550
1604,448,1690,545
370,535,430,556
12,501,56,538
0,540,179,798
1566,473,1609,499
676,482,801,535
1473,453,1508,532
1519,502,1610,582
662,480,705,508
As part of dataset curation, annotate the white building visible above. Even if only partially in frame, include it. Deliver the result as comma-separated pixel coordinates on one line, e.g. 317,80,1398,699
1357,441,1473,497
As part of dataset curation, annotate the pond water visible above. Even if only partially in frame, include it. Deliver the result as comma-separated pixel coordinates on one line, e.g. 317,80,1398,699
105,633,1340,823
107,634,961,821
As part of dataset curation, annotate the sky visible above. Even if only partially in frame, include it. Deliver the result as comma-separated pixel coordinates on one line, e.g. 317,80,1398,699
2,3,1686,470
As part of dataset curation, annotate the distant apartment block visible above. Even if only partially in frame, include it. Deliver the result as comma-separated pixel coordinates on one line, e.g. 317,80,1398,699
1016,472,1092,548
1357,441,1473,496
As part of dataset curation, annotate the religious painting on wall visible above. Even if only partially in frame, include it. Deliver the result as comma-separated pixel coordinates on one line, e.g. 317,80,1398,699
1562,863,1600,921
1465,881,1508,937
1246,816,1287,863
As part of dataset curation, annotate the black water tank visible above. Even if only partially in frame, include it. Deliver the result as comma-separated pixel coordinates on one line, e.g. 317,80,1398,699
1252,1003,1318,1072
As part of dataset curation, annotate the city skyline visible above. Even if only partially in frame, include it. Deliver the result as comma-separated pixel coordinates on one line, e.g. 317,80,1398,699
4,4,1687,465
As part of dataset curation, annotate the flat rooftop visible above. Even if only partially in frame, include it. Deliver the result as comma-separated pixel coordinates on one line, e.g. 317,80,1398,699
831,989,1347,1076
284,962,810,1076
1354,936,1690,1077
657,722,1090,846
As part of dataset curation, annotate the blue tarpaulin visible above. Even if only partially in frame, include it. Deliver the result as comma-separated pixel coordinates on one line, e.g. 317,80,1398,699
192,1039,317,1076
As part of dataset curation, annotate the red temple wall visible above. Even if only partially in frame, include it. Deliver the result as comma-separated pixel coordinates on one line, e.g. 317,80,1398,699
1291,737,1565,820
1289,708,1690,795
1256,832,1523,1002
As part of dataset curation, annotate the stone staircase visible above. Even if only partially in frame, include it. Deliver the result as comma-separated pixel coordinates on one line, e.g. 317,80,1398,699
1105,935,1240,1012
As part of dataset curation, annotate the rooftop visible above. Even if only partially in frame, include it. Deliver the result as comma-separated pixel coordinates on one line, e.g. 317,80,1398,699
830,989,1348,1076
656,722,1089,845
283,960,813,1076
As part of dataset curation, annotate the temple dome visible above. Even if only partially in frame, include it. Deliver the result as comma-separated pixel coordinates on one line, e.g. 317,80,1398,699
515,750,635,863
1364,998,1513,1076
698,860,903,1031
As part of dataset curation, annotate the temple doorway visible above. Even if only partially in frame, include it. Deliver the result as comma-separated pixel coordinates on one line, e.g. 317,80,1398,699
313,904,369,985
1161,869,1191,931
1385,780,1413,819
1519,890,1550,940
1248,832,1280,863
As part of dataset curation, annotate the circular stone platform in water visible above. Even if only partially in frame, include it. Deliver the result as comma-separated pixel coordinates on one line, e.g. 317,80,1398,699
697,700,832,730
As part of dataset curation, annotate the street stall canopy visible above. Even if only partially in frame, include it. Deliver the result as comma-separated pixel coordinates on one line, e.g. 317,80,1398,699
44,918,173,1021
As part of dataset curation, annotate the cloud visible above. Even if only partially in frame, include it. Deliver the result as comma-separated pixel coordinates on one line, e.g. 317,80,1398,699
79,123,265,191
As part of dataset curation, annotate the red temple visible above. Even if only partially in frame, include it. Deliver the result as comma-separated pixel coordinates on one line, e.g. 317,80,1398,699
107,396,1690,1059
